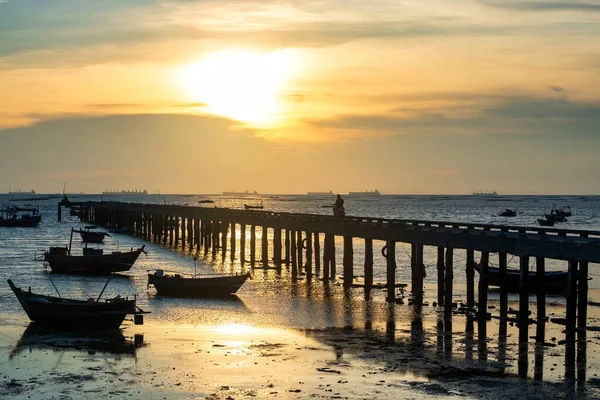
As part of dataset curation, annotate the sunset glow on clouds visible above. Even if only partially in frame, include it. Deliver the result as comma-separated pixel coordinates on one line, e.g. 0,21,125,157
1,0,599,194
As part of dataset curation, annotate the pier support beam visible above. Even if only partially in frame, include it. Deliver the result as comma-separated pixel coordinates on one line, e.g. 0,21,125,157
262,226,268,268
306,232,313,281
250,225,256,267
230,222,236,262
437,246,444,306
444,247,454,327
343,236,353,288
291,230,297,279
284,229,291,268
385,239,396,302
413,244,424,305
274,228,282,271
364,239,373,288
240,224,246,265
314,232,321,276
499,252,508,317
466,249,475,308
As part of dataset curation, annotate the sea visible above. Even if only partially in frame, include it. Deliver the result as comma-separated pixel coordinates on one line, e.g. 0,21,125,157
0,193,599,398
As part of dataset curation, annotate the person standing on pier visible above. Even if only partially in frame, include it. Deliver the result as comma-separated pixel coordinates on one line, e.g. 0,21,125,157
334,194,345,217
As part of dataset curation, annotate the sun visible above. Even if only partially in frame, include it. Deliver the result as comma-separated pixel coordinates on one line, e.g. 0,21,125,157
176,49,297,126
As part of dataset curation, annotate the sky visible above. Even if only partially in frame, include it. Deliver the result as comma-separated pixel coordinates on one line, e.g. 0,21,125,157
1,0,599,195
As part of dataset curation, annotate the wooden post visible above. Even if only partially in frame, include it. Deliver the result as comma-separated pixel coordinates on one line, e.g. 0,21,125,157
343,236,353,288
274,228,282,271
181,217,186,250
535,257,546,343
221,222,227,261
211,222,218,257
410,243,417,297
174,216,180,249
284,229,291,267
306,231,313,281
437,246,444,306
290,230,297,278
297,231,303,272
444,247,454,326
364,238,373,288
478,252,489,321
261,226,268,268
499,252,508,317
566,260,578,339
250,225,256,267
330,235,336,279
578,259,589,386
413,244,424,305
314,232,321,276
518,256,530,346
240,224,246,265
57,202,62,221
323,233,331,282
386,239,396,302
466,249,475,308
230,222,236,261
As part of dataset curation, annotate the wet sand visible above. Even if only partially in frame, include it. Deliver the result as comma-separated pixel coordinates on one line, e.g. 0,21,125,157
2,297,599,400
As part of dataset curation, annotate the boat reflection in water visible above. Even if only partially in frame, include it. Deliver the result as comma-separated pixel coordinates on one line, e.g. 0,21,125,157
10,323,143,360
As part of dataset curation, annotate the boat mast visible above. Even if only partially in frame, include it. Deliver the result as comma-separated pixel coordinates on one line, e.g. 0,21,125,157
96,274,114,302
68,228,74,256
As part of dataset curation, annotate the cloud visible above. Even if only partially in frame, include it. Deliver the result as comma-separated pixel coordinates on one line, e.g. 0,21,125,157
306,95,600,138
478,1,600,12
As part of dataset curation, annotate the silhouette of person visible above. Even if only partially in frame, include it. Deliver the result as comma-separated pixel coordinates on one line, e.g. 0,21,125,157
334,194,345,216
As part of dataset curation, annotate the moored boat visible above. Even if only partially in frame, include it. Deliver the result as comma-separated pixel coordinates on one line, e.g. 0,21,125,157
0,206,42,227
7,279,143,329
473,263,568,294
148,270,250,297
41,228,145,275
244,202,264,210
499,208,517,217
74,225,110,243
538,218,555,226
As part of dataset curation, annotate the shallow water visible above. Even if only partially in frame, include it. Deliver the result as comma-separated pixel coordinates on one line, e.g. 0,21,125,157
0,194,599,399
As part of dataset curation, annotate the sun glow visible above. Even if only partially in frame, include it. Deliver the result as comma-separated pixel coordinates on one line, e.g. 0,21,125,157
176,50,297,126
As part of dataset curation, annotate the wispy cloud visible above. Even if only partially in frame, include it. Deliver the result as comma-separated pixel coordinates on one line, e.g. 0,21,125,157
478,1,600,12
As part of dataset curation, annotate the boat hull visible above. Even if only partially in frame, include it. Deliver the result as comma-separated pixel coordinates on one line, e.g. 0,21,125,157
8,280,135,329
474,264,568,294
0,219,40,227
148,272,250,297
77,230,109,243
45,248,144,275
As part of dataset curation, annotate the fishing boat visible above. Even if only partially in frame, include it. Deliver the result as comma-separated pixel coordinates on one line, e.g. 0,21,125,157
473,263,568,294
244,202,264,210
41,228,145,275
198,199,214,204
347,190,381,196
74,225,110,243
544,209,567,222
0,206,42,227
147,270,251,297
108,226,128,234
222,190,258,196
7,279,145,329
306,191,334,196
472,190,498,197
538,218,555,226
499,208,517,217
554,206,572,217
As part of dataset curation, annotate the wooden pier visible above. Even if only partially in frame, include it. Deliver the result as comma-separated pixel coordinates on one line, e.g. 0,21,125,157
64,200,598,381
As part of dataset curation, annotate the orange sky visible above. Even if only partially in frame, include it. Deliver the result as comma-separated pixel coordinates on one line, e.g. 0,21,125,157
1,0,599,194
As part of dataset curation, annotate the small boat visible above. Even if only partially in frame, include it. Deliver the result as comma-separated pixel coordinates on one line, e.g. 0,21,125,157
198,199,214,204
552,206,572,218
74,225,110,243
244,202,264,210
148,270,250,297
499,208,517,217
0,206,42,227
41,228,145,275
7,279,144,329
473,263,568,294
544,212,566,222
538,218,555,226
108,226,128,234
